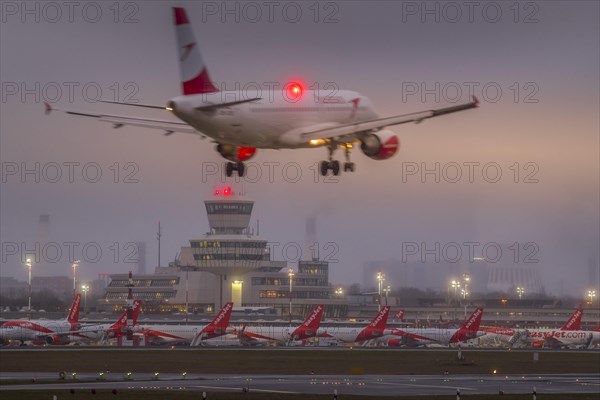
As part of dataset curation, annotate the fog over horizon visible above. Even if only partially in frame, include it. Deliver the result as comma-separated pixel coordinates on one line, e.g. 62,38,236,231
1,1,598,297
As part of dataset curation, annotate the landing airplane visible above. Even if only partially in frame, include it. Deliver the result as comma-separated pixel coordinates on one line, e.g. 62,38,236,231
318,306,392,344
386,307,485,347
134,302,234,346
237,304,324,346
0,294,80,345
44,7,478,177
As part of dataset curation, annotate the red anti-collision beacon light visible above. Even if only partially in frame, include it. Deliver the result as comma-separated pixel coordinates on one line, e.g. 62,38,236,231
215,187,233,197
284,81,304,102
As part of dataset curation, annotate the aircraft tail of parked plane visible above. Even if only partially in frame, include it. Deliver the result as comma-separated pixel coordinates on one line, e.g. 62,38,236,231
393,309,405,320
190,302,234,346
289,304,325,342
560,309,583,331
449,307,484,343
355,306,391,342
107,300,142,335
66,293,81,326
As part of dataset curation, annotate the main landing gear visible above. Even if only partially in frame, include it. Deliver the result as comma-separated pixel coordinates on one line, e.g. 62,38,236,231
319,144,355,176
225,162,245,177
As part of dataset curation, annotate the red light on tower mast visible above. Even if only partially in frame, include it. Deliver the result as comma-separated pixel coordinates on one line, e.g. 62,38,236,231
214,187,234,196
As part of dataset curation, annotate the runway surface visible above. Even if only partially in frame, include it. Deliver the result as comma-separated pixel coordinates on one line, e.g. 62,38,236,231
2,372,599,396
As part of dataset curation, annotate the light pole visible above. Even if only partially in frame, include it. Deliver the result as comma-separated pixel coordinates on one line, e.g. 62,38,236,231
185,268,189,323
517,286,525,300
377,272,385,311
72,260,80,298
288,268,294,325
462,272,470,318
81,284,89,313
451,280,460,320
588,290,596,305
462,273,470,298
383,285,391,306
461,288,469,319
25,258,32,319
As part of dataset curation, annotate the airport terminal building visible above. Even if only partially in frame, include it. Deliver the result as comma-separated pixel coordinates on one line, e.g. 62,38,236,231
101,189,347,317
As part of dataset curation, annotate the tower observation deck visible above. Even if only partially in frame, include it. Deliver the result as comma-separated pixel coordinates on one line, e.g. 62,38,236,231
178,188,268,306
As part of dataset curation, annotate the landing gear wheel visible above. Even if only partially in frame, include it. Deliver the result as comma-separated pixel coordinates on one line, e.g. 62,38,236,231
226,162,234,177
236,162,245,177
331,160,340,176
320,161,329,176
343,162,355,172
225,161,246,177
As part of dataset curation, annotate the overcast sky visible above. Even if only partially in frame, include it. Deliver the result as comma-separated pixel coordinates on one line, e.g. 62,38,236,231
1,1,598,296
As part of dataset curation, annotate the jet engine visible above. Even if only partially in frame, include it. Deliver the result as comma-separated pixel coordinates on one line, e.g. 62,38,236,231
44,335,63,345
360,130,399,160
216,144,257,162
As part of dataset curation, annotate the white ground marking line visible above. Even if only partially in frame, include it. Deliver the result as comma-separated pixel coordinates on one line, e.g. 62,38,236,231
190,385,297,394
371,381,478,391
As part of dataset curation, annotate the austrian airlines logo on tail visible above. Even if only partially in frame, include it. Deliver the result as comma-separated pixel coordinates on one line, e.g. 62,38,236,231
173,7,218,95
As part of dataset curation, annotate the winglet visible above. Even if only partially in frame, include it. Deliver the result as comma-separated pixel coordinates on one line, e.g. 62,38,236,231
44,102,52,115
472,96,479,107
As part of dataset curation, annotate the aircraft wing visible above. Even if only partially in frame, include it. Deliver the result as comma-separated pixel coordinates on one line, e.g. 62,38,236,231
44,102,200,136
542,336,564,349
301,96,478,142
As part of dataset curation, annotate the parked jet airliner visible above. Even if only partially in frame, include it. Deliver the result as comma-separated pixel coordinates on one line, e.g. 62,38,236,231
237,304,324,346
133,302,234,346
70,300,143,344
318,306,393,344
45,7,478,177
0,294,80,345
385,307,485,347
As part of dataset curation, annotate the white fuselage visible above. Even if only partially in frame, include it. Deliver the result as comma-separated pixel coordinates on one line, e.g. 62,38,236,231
0,320,77,343
169,90,378,148
241,326,296,344
488,328,600,348
318,326,395,343
385,328,485,346
135,324,203,344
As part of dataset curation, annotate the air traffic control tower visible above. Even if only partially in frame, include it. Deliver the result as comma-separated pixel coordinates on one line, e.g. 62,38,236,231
178,187,269,308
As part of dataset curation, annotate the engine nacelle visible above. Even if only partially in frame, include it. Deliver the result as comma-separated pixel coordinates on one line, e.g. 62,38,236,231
387,338,404,347
216,144,257,162
45,335,62,345
360,130,399,160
